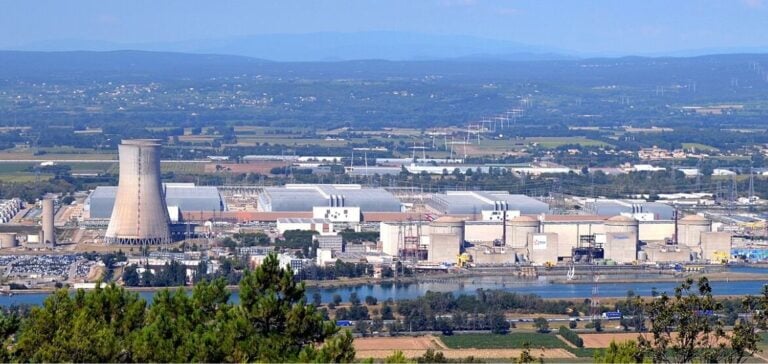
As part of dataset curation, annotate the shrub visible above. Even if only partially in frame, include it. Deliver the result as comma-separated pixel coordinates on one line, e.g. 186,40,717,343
559,326,584,348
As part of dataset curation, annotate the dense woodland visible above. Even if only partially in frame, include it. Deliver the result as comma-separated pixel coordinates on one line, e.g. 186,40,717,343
0,254,354,362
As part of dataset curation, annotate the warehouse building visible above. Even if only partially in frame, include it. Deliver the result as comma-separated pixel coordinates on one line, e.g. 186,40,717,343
85,183,224,220
585,199,675,220
427,191,549,215
257,184,402,222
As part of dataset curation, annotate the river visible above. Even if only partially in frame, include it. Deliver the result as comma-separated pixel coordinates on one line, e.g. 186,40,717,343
1,269,767,306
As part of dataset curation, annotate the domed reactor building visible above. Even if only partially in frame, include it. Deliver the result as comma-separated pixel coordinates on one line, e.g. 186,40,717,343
105,139,172,245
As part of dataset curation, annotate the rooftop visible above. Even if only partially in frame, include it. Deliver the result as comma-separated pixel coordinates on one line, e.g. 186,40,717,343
259,184,401,212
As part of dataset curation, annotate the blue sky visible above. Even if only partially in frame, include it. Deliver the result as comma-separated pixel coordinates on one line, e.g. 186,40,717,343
1,0,767,54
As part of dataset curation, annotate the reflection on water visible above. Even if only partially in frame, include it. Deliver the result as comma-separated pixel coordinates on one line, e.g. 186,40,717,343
1,266,767,306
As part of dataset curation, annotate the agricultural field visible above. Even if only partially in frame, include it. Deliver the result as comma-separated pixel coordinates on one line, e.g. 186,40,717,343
682,143,719,152
0,151,116,161
353,335,576,360
0,173,52,183
160,162,207,174
440,333,568,349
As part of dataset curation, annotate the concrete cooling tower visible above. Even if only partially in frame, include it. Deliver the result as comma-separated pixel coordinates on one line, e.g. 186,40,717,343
41,198,55,246
105,139,172,245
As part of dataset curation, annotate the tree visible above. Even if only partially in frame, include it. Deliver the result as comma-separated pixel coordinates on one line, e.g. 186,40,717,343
417,349,447,363
593,319,603,332
10,253,356,363
593,340,644,363
333,294,343,306
489,311,510,334
638,277,758,363
122,264,140,286
365,295,378,306
312,292,322,307
381,303,395,320
349,292,361,306
516,342,537,364
533,317,549,333
385,350,410,363
14,284,147,362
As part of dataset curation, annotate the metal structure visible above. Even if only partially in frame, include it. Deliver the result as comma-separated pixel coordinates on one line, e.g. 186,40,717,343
41,198,55,246
105,139,172,245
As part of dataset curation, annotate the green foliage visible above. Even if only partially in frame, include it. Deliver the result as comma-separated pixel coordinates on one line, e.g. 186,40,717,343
9,253,354,363
558,326,583,348
638,277,758,363
489,311,510,334
515,342,538,364
593,340,644,363
385,350,412,363
339,230,379,244
533,317,549,333
416,348,447,363
440,333,567,349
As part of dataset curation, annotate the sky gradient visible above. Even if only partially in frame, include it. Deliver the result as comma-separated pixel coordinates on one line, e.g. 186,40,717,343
1,0,767,55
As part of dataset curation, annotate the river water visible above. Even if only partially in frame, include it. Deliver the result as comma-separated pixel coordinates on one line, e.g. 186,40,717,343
1,267,766,306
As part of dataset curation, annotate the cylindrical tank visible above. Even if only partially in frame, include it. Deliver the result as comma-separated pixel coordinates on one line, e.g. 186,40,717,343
678,214,711,247
509,215,539,248
604,215,639,235
42,198,55,246
0,233,17,248
105,139,172,245
430,217,465,236
637,250,648,261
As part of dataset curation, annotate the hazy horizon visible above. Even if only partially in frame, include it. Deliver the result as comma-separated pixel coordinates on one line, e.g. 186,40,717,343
2,0,768,60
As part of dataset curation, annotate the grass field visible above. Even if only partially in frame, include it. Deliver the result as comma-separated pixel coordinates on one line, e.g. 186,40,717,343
441,333,568,349
525,137,612,148
0,173,53,183
682,143,719,152
160,162,207,174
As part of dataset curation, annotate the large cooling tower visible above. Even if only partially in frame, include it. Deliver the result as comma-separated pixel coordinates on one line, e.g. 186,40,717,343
41,199,55,246
105,140,172,245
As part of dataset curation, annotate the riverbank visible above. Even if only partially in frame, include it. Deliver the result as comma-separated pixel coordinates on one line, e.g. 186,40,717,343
548,270,768,284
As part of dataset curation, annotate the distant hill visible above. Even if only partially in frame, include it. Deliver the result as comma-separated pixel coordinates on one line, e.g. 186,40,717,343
0,50,270,80
9,32,575,62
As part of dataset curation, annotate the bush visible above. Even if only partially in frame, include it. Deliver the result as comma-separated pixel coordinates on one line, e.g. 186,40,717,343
558,326,584,348
568,320,577,329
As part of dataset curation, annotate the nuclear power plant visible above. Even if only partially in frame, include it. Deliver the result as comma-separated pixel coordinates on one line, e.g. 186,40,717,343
105,139,172,245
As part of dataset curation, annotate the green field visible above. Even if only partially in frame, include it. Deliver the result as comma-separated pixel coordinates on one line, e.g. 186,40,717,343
682,143,719,152
441,333,568,349
0,173,53,183
526,137,612,148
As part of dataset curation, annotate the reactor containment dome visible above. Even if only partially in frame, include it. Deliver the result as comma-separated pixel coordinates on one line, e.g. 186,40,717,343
105,139,172,245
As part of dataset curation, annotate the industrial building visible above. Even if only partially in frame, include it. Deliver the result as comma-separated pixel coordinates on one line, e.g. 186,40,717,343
380,210,730,265
427,191,549,215
585,199,675,220
85,183,224,221
276,218,334,235
258,184,402,222
380,216,464,265
105,139,172,245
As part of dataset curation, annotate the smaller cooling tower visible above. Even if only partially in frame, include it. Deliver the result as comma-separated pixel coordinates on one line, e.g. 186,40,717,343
42,199,55,246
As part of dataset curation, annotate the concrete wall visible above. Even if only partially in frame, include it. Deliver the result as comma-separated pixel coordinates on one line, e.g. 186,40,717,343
638,220,675,241
380,222,401,256
464,221,502,243
700,232,731,263
541,222,603,259
603,232,637,263
429,233,461,263
679,222,711,248
643,244,692,263
529,233,559,264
